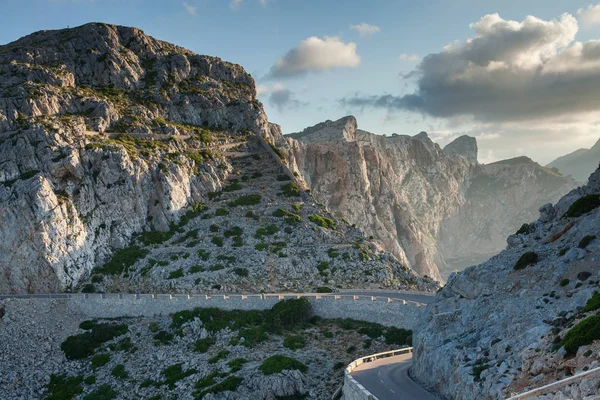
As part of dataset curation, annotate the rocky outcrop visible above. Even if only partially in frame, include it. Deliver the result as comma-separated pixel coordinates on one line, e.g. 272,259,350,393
547,138,600,181
0,24,437,294
276,117,577,281
413,168,600,399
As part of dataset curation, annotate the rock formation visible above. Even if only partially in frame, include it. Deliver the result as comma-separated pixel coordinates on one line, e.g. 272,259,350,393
276,116,577,281
413,167,600,399
0,24,435,293
547,138,600,181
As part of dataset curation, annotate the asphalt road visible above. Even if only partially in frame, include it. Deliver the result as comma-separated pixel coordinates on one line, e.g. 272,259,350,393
339,290,434,305
352,353,438,400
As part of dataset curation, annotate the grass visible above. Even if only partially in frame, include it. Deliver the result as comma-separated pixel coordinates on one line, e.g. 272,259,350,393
565,195,600,218
259,355,308,375
309,213,335,229
94,246,148,276
561,315,600,355
514,252,538,270
61,321,128,360
228,194,262,207
283,335,306,350
45,374,83,400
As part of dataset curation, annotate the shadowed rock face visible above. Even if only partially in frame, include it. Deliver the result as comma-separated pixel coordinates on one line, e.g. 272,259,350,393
0,24,437,294
276,116,577,281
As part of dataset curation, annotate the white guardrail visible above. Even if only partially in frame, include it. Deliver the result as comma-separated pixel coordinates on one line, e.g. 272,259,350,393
506,365,600,400
338,347,413,400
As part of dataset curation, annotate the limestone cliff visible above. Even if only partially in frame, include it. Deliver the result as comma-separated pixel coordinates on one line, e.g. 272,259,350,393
413,168,600,399
276,117,576,281
0,24,435,293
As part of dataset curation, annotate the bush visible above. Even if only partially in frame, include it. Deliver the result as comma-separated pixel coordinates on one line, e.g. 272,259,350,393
316,286,333,293
90,353,110,368
309,214,335,229
140,230,174,246
273,208,301,224
266,298,312,331
210,264,225,271
227,358,247,372
516,224,531,235
284,335,306,350
153,330,173,345
259,355,308,375
224,226,243,238
255,243,268,251
208,350,230,364
565,195,600,218
583,292,600,312
196,376,243,399
81,283,96,293
197,249,211,261
83,384,117,400
280,182,300,197
95,246,149,276
61,322,128,360
168,268,184,279
237,327,268,347
277,174,290,181
45,374,83,400
560,279,570,287
514,252,538,270
333,361,345,370
163,363,197,389
561,315,600,355
215,208,229,216
212,237,224,247
578,235,596,249
346,345,356,354
210,224,219,232
84,375,96,385
234,268,249,277
110,364,128,379
194,337,216,353
472,363,489,382
229,194,262,207
255,224,280,239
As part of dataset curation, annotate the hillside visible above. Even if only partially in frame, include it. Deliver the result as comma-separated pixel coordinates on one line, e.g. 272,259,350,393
413,167,600,399
547,138,600,181
275,116,577,281
0,23,435,293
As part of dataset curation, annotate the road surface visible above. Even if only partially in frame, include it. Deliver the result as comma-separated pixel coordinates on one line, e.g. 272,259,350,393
352,353,438,400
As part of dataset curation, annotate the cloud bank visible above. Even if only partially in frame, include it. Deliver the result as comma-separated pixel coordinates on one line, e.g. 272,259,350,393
578,3,600,26
269,36,360,78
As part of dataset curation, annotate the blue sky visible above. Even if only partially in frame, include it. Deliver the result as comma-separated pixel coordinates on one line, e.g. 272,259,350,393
2,0,600,164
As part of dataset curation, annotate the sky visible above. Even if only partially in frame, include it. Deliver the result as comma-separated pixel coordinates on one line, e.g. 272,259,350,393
2,0,600,164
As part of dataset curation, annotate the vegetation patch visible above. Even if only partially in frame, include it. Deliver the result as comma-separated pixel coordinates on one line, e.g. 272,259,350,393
227,358,247,372
513,252,538,270
195,376,243,399
565,195,600,218
234,267,249,277
61,321,128,360
94,246,149,276
110,364,128,380
255,224,280,239
82,384,117,400
229,194,262,207
280,182,300,197
309,214,335,229
283,335,306,350
163,363,197,389
153,330,174,345
472,363,490,382
45,374,83,400
259,355,308,375
316,286,333,293
194,337,216,353
224,226,243,238
516,224,531,235
90,353,111,368
561,315,600,355
578,235,596,249
583,292,600,312
273,208,301,224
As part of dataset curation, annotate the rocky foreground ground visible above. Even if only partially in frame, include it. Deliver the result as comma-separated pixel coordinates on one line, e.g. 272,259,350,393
0,298,412,400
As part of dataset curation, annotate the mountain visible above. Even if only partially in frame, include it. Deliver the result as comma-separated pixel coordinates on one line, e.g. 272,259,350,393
413,167,600,399
275,117,577,281
547,138,600,181
0,24,435,293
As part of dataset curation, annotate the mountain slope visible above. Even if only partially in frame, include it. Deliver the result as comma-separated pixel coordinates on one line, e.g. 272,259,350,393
413,168,600,399
547,138,600,181
275,116,577,281
0,24,435,293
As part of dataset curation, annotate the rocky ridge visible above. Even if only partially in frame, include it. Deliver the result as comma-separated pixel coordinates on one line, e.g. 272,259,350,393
413,168,600,399
547,138,600,181
275,116,577,281
0,23,434,293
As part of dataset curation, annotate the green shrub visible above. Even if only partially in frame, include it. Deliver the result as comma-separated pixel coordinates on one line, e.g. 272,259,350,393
384,327,412,346
255,224,280,239
90,353,110,368
333,361,345,370
61,322,128,360
197,249,211,261
194,337,216,353
208,350,230,364
346,345,356,354
283,335,306,350
168,268,184,279
316,286,333,293
232,236,244,247
82,384,117,400
210,224,220,232
317,261,330,276
227,358,247,372
309,214,335,229
45,374,83,400
189,265,203,274
255,243,268,251
153,330,173,345
210,264,225,271
215,208,229,216
273,208,301,224
195,376,243,399
195,371,221,389
266,298,312,331
212,237,224,247
259,355,308,375
327,248,340,258
583,292,600,312
223,180,242,192
560,279,570,287
277,174,290,181
95,246,149,276
472,363,489,382
237,327,268,347
363,339,372,349
565,195,600,218
229,194,262,207
81,283,96,293
163,363,197,389
516,224,531,235
224,226,243,237
149,321,159,332
234,268,249,277
561,315,600,355
140,230,174,246
514,252,538,270
280,182,300,197
110,364,128,380
292,203,302,212
84,375,96,385
578,235,596,249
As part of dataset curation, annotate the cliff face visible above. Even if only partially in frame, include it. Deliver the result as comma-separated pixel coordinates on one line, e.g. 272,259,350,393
277,117,577,281
0,24,436,293
413,168,600,399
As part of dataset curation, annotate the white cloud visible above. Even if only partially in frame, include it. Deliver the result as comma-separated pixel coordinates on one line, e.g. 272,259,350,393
578,3,600,26
269,36,360,78
182,1,196,15
230,0,243,9
350,23,381,36
257,83,306,111
400,53,420,62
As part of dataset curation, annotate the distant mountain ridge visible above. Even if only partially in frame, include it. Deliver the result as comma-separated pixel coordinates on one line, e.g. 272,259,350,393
273,116,578,281
547,138,600,181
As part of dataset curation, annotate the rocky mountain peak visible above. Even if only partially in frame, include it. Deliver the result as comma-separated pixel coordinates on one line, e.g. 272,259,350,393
413,131,433,145
443,135,478,163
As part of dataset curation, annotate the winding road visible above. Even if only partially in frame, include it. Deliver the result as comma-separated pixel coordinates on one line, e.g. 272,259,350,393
351,353,438,400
